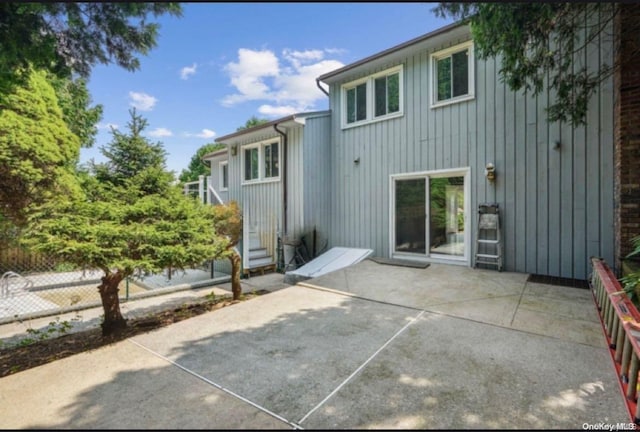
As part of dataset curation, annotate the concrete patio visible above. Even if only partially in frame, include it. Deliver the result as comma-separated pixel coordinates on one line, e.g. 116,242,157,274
0,260,628,429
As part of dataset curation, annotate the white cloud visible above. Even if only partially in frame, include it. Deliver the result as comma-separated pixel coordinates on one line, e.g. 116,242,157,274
148,127,173,138
180,63,197,80
129,91,157,111
185,129,216,139
257,104,298,117
97,122,119,130
221,47,345,116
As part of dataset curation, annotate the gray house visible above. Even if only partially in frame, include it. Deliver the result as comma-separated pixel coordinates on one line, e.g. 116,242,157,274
206,111,331,273
206,20,614,281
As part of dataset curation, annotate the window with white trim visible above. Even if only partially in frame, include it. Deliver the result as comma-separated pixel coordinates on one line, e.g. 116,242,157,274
431,41,474,107
242,140,280,184
219,161,228,190
341,65,403,128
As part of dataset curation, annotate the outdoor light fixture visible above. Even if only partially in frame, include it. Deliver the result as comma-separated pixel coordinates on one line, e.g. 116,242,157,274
552,140,561,150
231,145,237,156
354,157,360,165
485,163,496,182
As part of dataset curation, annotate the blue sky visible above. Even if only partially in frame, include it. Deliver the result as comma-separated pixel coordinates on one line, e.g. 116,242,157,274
82,3,453,175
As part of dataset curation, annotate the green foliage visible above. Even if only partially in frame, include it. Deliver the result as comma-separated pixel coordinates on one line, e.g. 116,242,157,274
0,68,82,225
179,142,225,184
49,75,104,148
236,116,269,132
92,108,173,190
0,3,182,97
23,109,229,279
13,316,78,348
434,3,616,126
622,236,640,307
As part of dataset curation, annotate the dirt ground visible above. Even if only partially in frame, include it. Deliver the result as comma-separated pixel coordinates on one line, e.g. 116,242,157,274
0,290,267,378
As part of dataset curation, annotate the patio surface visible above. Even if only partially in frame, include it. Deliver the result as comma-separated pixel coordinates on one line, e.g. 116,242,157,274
0,260,628,429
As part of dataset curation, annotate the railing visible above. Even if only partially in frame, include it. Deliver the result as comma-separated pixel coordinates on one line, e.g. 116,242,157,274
591,257,640,425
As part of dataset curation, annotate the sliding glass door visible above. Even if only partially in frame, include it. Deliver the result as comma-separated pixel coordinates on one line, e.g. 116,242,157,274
392,169,468,263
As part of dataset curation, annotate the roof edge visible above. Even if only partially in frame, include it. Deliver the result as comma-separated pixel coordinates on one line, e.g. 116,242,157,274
318,20,465,83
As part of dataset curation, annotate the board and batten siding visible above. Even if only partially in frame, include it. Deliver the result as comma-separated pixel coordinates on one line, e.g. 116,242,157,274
303,113,332,251
327,27,614,280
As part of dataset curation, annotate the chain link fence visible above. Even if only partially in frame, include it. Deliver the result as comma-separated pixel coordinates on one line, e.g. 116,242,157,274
0,244,232,325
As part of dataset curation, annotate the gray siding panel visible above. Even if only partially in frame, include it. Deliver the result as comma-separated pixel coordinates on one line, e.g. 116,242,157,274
328,27,614,280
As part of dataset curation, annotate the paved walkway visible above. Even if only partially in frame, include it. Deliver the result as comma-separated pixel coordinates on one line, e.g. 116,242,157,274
0,262,629,429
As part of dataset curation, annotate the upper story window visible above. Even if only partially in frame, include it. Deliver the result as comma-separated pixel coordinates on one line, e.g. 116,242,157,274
242,139,280,185
341,65,403,129
431,40,474,108
219,161,228,191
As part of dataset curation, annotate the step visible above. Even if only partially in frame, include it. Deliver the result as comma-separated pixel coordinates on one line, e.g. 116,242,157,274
476,254,499,259
249,248,269,259
477,239,499,244
249,256,275,268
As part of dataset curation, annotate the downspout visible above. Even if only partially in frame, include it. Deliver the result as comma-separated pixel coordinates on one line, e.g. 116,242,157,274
316,78,329,97
274,123,288,237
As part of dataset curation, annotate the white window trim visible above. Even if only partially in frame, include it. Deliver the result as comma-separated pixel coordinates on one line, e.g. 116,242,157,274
341,64,404,129
241,138,281,186
430,40,475,109
219,160,228,191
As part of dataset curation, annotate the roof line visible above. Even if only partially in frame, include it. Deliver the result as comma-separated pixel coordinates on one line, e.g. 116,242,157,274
318,20,465,82
214,110,329,142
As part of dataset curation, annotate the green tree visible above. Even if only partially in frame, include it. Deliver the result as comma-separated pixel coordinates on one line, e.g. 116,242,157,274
236,115,269,132
92,108,173,190
23,111,231,336
0,68,82,225
50,75,104,148
0,3,182,98
434,3,629,126
179,142,225,184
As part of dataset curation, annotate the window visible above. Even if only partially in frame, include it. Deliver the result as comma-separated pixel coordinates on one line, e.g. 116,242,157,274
341,65,403,128
374,71,400,117
242,140,280,184
244,147,259,181
264,142,279,178
431,41,474,107
219,161,228,190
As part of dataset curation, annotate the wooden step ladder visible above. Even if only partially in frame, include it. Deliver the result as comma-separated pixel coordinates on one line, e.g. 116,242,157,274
474,203,502,271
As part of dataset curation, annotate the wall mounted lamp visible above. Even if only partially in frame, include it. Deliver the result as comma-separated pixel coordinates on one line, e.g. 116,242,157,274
230,145,237,156
485,163,496,182
354,157,360,165
552,140,561,150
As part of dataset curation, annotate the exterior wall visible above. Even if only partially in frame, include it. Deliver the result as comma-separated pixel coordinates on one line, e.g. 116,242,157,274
614,3,640,273
327,26,614,280
207,153,229,204
303,113,332,254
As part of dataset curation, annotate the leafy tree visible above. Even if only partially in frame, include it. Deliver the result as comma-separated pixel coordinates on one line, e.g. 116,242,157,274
0,68,82,225
23,111,230,336
211,201,243,300
236,115,269,132
434,3,627,126
179,142,225,184
0,3,182,98
50,75,104,148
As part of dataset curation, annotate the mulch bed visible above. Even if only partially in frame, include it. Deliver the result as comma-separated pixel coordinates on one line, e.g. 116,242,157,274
0,290,269,378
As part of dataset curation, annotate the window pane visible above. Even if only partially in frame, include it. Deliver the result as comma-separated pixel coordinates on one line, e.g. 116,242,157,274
222,164,228,188
346,88,355,123
271,143,279,177
244,149,251,180
436,57,451,101
387,73,399,113
251,148,258,179
452,49,469,97
264,144,271,177
356,83,367,121
375,76,387,117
